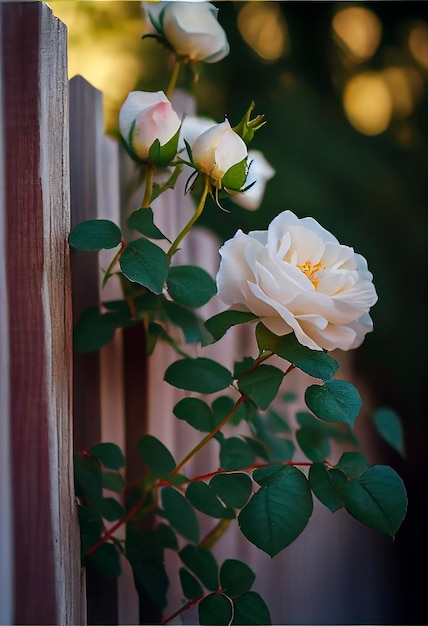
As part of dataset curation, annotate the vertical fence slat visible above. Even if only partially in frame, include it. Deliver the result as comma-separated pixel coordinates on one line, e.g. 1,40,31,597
69,75,119,625
1,3,83,624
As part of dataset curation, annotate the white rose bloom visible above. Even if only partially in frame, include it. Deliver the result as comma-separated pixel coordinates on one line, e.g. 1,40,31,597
144,2,230,63
231,150,276,211
119,90,181,160
191,119,248,187
216,210,378,352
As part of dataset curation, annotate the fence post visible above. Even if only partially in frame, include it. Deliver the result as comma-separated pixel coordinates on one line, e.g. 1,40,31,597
0,3,83,624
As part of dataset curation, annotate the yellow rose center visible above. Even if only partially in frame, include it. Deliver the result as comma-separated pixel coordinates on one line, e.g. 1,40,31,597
297,260,324,289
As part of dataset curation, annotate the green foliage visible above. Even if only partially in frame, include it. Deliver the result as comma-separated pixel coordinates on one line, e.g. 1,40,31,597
179,545,219,591
186,481,235,519
209,473,252,509
127,207,169,240
90,442,125,470
68,219,122,250
161,486,200,543
204,310,258,342
372,407,406,457
164,357,233,393
219,559,255,597
237,364,284,410
120,238,169,294
238,466,313,556
137,434,176,478
231,591,272,625
256,324,339,380
198,593,232,626
73,306,134,352
166,265,217,308
305,379,362,427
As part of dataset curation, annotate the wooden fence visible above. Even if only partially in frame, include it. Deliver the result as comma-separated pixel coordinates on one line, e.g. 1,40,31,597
0,3,399,625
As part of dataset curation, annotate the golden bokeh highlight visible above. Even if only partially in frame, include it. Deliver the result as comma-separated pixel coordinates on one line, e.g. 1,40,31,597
408,22,428,69
382,66,422,118
51,2,148,131
237,2,289,61
343,72,392,135
332,6,382,63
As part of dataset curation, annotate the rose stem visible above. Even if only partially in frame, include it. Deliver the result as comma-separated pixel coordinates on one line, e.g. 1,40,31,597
166,58,183,100
171,394,246,476
167,174,210,261
140,163,155,209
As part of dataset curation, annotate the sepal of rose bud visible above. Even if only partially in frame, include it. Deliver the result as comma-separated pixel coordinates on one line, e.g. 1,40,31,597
232,101,266,145
230,150,276,210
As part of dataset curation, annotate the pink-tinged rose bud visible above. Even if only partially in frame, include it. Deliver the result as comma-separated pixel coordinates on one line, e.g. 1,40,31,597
119,90,181,162
143,2,230,63
191,119,248,188
216,210,378,352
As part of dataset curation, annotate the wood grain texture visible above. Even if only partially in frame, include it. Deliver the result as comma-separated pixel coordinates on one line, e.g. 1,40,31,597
1,3,83,624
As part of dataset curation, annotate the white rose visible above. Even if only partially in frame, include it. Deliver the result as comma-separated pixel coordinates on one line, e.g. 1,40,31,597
191,119,248,188
179,114,216,153
119,90,181,161
216,210,378,352
231,150,276,211
144,2,230,63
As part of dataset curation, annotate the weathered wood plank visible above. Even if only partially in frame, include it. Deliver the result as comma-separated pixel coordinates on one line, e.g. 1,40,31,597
69,75,120,624
1,3,83,624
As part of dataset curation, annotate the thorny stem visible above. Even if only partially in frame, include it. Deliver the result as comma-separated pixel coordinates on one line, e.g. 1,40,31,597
167,174,210,261
162,595,203,625
141,163,155,209
166,58,183,100
171,394,247,476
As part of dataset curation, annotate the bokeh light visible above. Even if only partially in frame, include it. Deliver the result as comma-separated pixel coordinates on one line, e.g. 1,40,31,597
343,72,392,135
237,2,289,62
332,6,382,63
408,21,428,69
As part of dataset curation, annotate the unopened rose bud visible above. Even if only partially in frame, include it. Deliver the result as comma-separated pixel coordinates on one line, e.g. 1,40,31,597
119,90,181,166
191,119,248,190
143,2,230,63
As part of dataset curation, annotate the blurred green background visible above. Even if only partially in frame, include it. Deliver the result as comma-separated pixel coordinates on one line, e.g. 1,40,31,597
51,1,428,623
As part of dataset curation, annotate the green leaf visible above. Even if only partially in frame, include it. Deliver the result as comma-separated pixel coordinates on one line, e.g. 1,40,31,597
237,364,284,410
164,357,233,393
156,523,178,550
219,559,255,597
89,443,125,470
308,463,343,513
137,435,176,478
127,207,168,240
161,486,199,543
85,542,121,578
372,407,406,457
232,591,272,625
266,408,291,433
119,237,168,294
74,453,103,506
102,471,125,493
69,219,122,251
296,427,330,462
167,265,217,308
99,497,125,522
173,397,221,433
198,593,233,626
335,451,370,478
74,306,132,352
305,380,361,427
179,567,203,600
179,544,219,591
340,465,408,536
186,482,235,519
126,527,168,608
78,504,103,538
238,466,313,556
220,437,256,471
204,310,258,342
163,300,205,344
256,324,339,381
210,473,253,509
